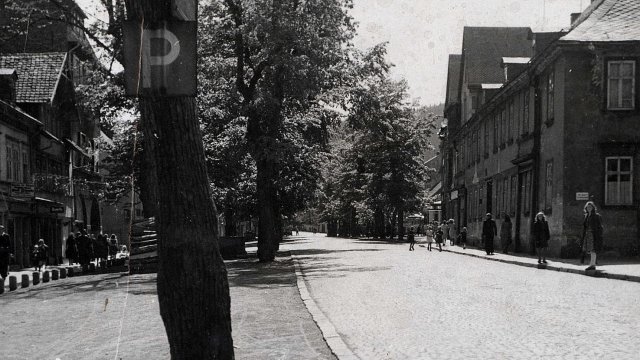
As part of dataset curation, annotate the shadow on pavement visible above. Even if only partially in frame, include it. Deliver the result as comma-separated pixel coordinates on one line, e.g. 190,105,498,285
226,255,296,289
2,272,133,301
291,248,384,256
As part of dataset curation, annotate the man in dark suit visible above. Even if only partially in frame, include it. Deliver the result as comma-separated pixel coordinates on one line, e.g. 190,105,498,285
482,213,497,255
0,225,13,278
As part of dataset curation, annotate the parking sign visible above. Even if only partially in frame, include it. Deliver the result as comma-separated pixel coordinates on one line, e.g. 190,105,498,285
123,21,197,97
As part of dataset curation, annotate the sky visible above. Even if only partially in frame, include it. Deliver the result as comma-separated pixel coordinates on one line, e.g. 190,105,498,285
351,0,590,106
77,0,591,106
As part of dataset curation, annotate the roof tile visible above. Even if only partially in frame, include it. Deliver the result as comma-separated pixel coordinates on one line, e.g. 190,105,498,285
0,53,67,104
561,0,640,42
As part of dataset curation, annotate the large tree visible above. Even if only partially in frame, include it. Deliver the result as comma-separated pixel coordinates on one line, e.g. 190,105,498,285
213,0,356,261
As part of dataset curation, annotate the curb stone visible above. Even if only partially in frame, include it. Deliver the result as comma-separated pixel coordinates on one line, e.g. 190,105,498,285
290,253,360,360
443,248,640,283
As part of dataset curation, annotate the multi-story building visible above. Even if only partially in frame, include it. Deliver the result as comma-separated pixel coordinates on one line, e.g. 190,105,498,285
441,0,640,257
0,0,104,267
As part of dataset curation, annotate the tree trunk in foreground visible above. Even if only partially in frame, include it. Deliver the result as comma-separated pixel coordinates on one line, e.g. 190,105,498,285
140,98,234,359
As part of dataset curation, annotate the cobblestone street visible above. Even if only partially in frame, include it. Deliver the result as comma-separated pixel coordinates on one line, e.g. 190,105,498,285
286,234,640,360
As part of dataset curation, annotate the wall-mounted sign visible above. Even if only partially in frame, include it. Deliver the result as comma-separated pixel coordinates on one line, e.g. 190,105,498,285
123,21,197,97
451,190,459,200
576,192,589,201
10,184,34,199
50,206,64,214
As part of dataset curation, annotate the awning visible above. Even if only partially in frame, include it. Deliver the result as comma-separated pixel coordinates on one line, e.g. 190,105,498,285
34,197,63,206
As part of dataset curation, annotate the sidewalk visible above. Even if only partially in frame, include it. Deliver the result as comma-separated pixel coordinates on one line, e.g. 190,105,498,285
441,243,640,282
1,245,336,360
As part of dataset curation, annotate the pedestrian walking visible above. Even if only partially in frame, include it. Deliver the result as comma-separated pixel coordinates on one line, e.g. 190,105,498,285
34,239,49,271
0,225,13,279
108,234,119,265
457,227,467,250
426,226,434,251
65,233,78,265
435,225,443,252
482,213,497,255
448,219,456,246
408,227,416,251
95,234,109,268
581,201,603,271
76,230,93,271
501,214,513,254
533,212,550,264
441,221,449,247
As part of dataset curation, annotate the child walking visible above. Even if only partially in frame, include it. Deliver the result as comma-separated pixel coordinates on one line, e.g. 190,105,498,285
426,226,434,251
435,225,443,252
408,227,416,251
458,227,467,250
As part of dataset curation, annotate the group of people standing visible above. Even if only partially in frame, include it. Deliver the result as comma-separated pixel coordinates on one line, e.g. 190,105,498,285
412,201,604,271
65,230,120,270
409,219,466,252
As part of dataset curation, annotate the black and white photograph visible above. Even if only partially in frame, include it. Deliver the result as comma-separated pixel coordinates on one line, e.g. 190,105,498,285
1,0,639,359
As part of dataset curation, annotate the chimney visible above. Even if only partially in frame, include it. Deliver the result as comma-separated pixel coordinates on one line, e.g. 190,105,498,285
0,68,17,104
571,13,581,25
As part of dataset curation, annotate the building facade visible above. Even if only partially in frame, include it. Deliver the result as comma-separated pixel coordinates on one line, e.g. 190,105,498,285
0,0,105,267
441,0,640,257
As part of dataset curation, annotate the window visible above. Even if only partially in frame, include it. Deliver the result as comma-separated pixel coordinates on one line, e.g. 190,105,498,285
501,107,507,145
5,146,11,181
476,127,481,162
508,100,514,141
22,152,28,183
547,70,555,122
545,160,553,212
496,180,501,215
471,94,478,112
511,175,517,216
484,120,489,155
454,148,459,174
514,93,521,138
608,61,635,110
13,149,19,182
522,170,532,216
605,157,633,205
493,113,500,152
503,178,508,217
523,90,530,135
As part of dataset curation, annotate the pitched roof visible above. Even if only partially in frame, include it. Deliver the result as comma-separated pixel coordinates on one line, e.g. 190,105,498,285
0,53,67,104
444,54,461,108
462,27,533,85
561,0,640,42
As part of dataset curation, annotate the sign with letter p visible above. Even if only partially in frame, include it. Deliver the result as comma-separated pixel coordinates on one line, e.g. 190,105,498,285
123,21,197,97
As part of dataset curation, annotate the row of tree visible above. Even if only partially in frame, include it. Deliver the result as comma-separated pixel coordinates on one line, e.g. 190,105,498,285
2,1,439,357
77,0,439,257
316,44,439,241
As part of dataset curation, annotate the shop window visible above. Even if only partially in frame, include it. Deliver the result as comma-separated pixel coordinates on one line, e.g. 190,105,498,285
605,157,633,205
607,61,635,110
